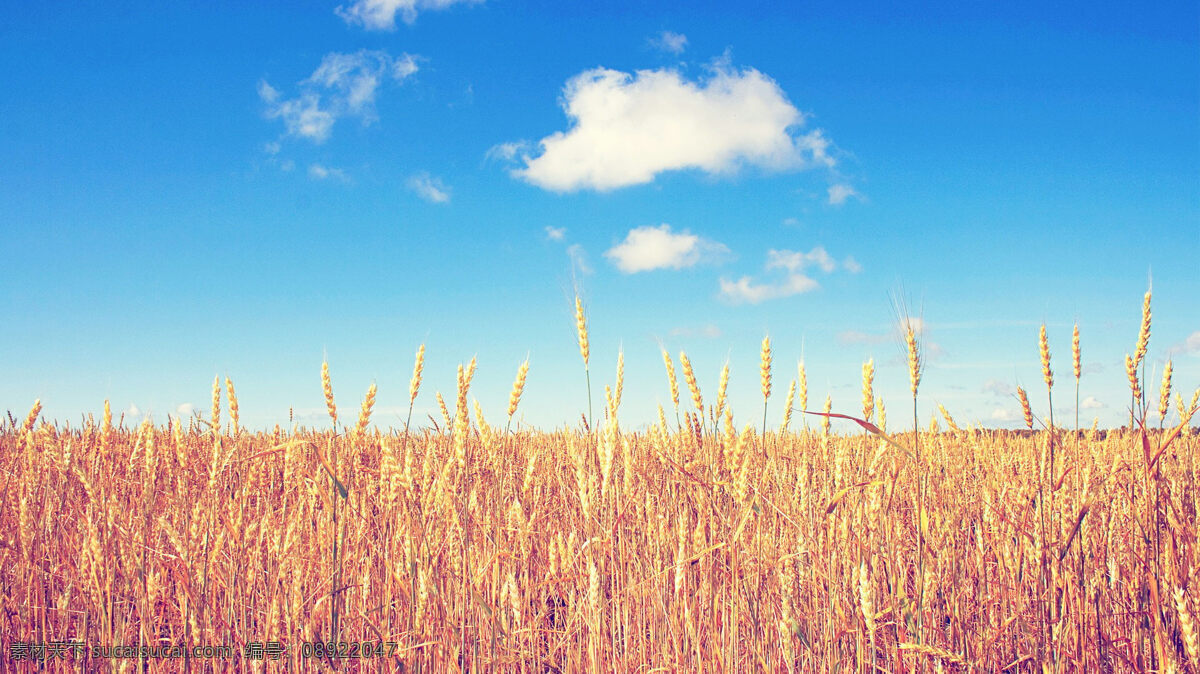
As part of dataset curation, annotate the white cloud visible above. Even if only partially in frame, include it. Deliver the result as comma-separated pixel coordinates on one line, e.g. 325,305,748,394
1081,396,1105,409
827,183,858,205
782,217,801,227
545,226,566,241
510,63,835,192
567,244,592,275
308,163,350,182
719,273,818,305
1168,330,1200,356
176,403,196,416
982,379,1014,397
719,245,847,305
125,404,141,418
263,141,281,155
604,224,729,273
485,141,529,163
336,0,483,29
260,50,418,143
991,407,1019,422
407,172,450,203
843,256,863,273
651,30,688,55
766,246,835,273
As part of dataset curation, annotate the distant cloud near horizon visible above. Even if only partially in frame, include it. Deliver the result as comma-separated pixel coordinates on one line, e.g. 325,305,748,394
336,0,483,29
505,62,835,192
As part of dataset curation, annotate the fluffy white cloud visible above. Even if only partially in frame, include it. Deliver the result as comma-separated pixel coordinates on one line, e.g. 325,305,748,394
651,31,688,55
508,63,835,191
176,403,195,417
336,0,483,29
309,163,349,182
260,50,418,143
544,226,566,241
827,183,858,205
407,172,450,203
605,224,729,273
1081,396,1105,409
843,256,863,273
125,404,141,418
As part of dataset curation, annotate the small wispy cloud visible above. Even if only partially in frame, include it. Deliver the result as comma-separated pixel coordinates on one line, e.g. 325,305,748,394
407,172,451,203
545,226,566,241
991,407,1019,422
843,256,863,273
1168,330,1200,356
650,30,688,55
485,141,529,163
125,404,141,418
827,183,859,205
719,273,818,305
567,243,592,275
982,379,1014,397
719,246,848,305
309,163,350,182
259,50,419,143
336,0,484,30
605,224,729,273
782,217,801,227
1081,396,1105,410
176,403,195,417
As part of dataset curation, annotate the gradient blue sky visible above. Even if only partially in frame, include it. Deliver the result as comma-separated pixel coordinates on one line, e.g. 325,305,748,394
3,0,1198,432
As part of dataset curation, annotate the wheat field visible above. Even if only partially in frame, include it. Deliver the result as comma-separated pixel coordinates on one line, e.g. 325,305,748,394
2,291,1198,672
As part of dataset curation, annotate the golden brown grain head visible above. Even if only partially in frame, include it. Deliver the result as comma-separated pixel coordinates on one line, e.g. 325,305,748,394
860,359,874,423
19,399,41,437
759,336,773,402
225,376,240,436
1134,287,1152,366
409,343,426,406
614,350,624,410
904,321,922,398
714,361,730,419
354,382,377,440
1157,360,1173,422
1072,322,1081,381
321,360,337,425
679,351,702,414
211,375,221,433
821,394,831,435
574,294,589,368
1125,353,1141,400
1038,323,1053,390
798,360,807,412
781,379,796,432
662,349,680,409
1016,386,1033,429
508,358,530,421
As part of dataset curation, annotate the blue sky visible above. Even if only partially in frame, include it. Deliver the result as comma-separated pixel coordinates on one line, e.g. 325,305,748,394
3,0,1197,432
